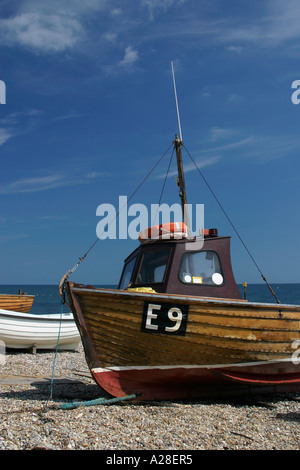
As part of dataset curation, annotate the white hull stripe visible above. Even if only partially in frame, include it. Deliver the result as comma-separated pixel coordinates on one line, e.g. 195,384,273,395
92,358,296,374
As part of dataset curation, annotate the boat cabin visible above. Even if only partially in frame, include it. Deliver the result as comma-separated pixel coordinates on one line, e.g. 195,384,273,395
118,228,242,300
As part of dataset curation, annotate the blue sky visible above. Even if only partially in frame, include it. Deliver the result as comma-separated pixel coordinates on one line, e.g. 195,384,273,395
0,0,299,286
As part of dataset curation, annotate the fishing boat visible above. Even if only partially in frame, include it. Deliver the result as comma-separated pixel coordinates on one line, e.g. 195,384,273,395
61,134,300,401
60,70,300,401
0,309,80,351
0,291,35,313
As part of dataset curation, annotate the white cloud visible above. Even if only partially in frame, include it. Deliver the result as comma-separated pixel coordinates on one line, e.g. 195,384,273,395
102,32,118,44
205,137,255,154
1,109,43,126
203,130,300,164
54,112,87,121
228,94,244,103
209,127,239,142
158,154,221,179
240,134,300,163
103,44,139,75
119,46,139,68
0,175,68,194
176,155,221,175
0,170,105,194
142,1,300,51
0,233,30,242
0,0,108,53
3,0,300,61
225,46,242,53
110,8,122,17
216,0,300,47
0,12,83,53
0,129,13,145
20,0,107,13
142,0,187,20
86,172,105,178
0,109,44,147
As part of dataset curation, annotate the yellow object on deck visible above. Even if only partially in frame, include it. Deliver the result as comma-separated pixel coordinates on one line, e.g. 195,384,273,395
126,287,156,293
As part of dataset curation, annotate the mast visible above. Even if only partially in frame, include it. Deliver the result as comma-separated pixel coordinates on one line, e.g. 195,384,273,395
174,135,190,233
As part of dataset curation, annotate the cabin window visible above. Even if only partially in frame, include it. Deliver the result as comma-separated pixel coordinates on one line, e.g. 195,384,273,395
179,250,224,286
119,256,137,289
136,250,170,285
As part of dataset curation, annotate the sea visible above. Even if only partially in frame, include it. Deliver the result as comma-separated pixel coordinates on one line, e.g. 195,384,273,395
0,283,299,314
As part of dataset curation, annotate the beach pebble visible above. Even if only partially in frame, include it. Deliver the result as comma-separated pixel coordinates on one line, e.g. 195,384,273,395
1,344,300,450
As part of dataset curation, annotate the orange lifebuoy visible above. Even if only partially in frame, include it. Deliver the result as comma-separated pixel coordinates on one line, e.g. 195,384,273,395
139,222,188,241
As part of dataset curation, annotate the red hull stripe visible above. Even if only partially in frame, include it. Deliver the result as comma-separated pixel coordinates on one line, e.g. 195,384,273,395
91,359,300,400
215,369,300,384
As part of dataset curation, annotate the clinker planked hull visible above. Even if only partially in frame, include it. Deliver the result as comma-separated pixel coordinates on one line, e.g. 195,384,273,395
67,284,300,401
0,309,80,350
0,294,35,313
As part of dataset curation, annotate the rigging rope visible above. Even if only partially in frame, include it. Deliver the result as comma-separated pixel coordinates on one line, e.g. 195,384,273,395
48,297,64,401
152,145,175,225
182,143,281,304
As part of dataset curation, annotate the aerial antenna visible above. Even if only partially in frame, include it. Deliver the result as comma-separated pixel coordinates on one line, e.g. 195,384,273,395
171,61,183,141
171,61,190,233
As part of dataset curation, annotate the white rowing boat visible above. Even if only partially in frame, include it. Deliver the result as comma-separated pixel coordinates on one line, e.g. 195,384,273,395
0,309,80,351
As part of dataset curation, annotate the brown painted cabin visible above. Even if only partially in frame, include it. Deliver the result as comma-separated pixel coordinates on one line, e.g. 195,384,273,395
118,229,242,300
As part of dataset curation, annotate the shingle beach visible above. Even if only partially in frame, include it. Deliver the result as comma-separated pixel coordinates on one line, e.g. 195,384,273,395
1,343,300,451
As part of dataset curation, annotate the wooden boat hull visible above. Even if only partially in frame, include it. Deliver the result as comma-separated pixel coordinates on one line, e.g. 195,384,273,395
0,293,35,313
0,309,80,351
67,284,300,401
